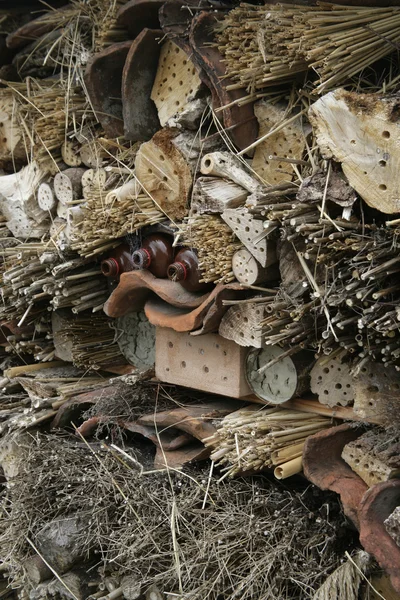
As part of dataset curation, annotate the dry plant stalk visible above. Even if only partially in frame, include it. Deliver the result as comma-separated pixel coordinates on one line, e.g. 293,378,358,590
58,313,126,369
7,80,91,172
205,406,332,477
0,431,353,600
181,214,242,284
216,3,400,94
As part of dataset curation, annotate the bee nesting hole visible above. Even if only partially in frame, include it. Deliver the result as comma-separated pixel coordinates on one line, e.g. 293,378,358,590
310,356,354,407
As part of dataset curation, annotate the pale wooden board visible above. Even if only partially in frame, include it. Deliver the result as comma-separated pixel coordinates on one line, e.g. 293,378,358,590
222,208,271,267
151,40,202,127
252,101,306,186
310,88,400,214
155,327,251,398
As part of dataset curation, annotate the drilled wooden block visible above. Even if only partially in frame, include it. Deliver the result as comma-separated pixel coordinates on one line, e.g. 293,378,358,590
342,429,400,488
155,327,251,398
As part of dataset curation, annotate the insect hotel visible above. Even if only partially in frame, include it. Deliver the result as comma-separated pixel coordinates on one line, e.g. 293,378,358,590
0,0,400,598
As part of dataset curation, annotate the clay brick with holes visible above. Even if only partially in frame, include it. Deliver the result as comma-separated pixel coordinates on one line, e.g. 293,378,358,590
155,327,251,398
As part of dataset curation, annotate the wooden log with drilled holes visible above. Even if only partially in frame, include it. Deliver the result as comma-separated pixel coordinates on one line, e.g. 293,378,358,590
309,89,400,214
231,247,279,286
135,129,192,220
54,168,86,205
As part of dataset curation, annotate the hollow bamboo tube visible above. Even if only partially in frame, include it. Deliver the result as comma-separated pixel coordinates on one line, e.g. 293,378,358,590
5,361,65,379
274,456,303,480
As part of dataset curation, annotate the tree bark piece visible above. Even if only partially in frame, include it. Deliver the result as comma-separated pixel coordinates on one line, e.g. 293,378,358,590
135,128,192,220
54,168,86,205
222,208,275,267
151,39,202,128
353,362,400,425
192,176,248,214
122,28,161,142
309,88,400,214
232,248,279,285
310,356,354,407
85,41,132,138
252,100,307,185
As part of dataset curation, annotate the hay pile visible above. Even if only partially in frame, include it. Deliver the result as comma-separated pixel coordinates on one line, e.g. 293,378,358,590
0,431,356,600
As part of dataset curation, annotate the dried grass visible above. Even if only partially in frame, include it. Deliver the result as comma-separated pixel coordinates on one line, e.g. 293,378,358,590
0,431,356,599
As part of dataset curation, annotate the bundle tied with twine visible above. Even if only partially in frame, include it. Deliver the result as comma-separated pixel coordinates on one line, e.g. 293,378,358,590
216,2,400,94
205,405,333,478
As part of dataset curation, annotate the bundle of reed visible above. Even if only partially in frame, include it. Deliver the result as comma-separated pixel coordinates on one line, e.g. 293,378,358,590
71,181,165,258
216,3,400,95
205,405,332,478
8,80,89,172
89,0,129,52
181,214,242,284
58,313,127,369
0,244,108,325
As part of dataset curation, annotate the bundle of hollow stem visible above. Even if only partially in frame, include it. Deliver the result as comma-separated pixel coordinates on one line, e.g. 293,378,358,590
58,312,126,369
71,178,165,258
217,2,400,94
205,405,332,478
8,79,91,172
181,214,242,284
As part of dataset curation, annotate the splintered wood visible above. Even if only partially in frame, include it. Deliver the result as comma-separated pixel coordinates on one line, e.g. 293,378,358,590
181,214,242,284
205,406,332,478
135,128,192,221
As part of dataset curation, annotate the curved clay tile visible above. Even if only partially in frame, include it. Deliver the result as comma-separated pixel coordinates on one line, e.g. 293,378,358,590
116,0,164,39
85,41,132,138
122,28,161,141
189,11,258,152
144,283,243,333
303,423,367,527
359,480,400,594
103,270,210,318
